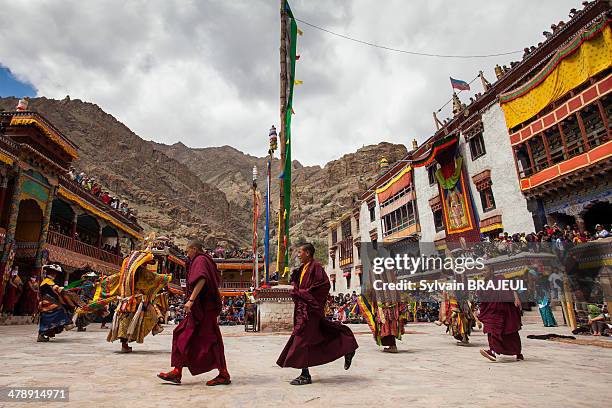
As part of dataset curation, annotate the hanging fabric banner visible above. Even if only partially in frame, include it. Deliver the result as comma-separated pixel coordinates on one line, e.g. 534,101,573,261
500,18,612,129
278,1,298,277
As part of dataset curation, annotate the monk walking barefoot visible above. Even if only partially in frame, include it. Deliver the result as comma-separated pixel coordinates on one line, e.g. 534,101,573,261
158,240,230,386
277,243,358,385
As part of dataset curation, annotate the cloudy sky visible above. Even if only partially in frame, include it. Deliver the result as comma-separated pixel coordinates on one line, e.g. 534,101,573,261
0,0,580,166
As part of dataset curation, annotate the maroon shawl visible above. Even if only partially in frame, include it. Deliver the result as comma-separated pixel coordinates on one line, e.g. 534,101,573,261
171,252,227,375
277,260,358,368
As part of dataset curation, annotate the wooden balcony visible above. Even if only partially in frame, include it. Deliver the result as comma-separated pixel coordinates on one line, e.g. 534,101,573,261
46,230,122,267
220,281,251,290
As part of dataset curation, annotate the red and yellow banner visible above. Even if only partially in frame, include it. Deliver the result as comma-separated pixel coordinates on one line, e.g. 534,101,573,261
500,18,612,129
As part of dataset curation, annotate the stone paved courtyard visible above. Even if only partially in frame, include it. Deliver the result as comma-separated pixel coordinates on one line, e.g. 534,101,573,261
0,323,610,408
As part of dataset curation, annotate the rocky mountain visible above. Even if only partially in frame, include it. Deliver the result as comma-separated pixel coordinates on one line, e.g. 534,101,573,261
0,96,249,247
152,141,407,242
1,96,407,247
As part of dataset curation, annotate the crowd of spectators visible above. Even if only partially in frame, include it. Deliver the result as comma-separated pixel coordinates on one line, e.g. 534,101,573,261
67,167,138,223
325,291,364,324
478,223,610,259
152,240,186,256
204,246,263,260
219,296,246,325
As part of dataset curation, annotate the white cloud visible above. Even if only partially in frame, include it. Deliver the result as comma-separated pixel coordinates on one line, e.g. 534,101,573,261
0,0,581,165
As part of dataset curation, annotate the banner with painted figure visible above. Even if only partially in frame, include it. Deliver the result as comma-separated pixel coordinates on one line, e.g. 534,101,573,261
435,155,479,243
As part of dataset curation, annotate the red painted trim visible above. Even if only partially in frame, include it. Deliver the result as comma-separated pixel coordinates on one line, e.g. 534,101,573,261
597,74,612,94
568,96,583,112
529,166,560,187
588,140,612,162
582,86,599,104
520,140,612,190
542,113,556,127
555,104,569,120
520,179,531,190
510,73,612,146
559,154,589,173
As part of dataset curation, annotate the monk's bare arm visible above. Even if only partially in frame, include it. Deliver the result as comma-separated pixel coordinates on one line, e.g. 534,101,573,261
189,277,206,301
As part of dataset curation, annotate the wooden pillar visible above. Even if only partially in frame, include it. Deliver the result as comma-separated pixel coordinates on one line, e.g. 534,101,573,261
557,123,568,157
34,186,56,271
0,175,8,222
277,0,289,283
70,213,78,251
562,277,577,330
97,226,103,258
1,168,22,264
575,112,590,151
595,99,611,140
540,132,552,166
525,142,535,175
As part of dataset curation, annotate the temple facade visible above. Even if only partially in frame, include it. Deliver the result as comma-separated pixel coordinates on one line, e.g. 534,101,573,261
500,11,611,232
0,108,143,286
326,211,362,295
357,0,610,252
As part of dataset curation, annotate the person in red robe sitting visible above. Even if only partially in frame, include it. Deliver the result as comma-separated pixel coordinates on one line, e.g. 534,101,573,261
277,243,358,385
158,239,230,386
478,270,524,362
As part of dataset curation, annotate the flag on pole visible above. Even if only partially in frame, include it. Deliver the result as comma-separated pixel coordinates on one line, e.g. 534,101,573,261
450,77,470,91
278,0,298,277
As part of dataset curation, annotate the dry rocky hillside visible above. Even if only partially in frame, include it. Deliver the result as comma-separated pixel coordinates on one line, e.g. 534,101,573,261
1,96,406,248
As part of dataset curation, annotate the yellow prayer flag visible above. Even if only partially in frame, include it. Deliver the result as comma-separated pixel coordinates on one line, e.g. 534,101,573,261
294,79,303,85
297,28,303,36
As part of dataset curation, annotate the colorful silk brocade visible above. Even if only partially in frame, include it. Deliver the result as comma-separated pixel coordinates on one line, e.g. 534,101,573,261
358,295,408,346
90,250,172,344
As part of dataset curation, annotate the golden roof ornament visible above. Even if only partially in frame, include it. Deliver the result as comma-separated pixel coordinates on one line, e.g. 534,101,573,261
379,157,389,169
16,97,30,111
452,93,463,116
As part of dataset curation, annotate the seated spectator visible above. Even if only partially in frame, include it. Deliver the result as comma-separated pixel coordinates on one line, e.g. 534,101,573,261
588,304,608,336
595,224,610,239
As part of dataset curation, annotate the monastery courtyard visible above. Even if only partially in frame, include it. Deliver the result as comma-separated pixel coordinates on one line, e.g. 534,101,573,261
0,323,610,408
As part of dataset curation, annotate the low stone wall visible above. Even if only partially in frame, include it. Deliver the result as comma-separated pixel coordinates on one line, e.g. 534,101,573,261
255,285,294,333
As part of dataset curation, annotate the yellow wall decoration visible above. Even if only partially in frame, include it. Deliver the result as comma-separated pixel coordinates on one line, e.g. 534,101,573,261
500,19,612,129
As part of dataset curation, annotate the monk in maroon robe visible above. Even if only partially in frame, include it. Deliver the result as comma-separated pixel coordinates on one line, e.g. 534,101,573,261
277,243,358,385
21,276,40,316
478,273,523,362
3,268,23,314
158,240,230,386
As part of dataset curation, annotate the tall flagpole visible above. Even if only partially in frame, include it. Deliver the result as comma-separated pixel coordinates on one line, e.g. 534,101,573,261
252,166,259,288
277,0,288,282
265,125,277,285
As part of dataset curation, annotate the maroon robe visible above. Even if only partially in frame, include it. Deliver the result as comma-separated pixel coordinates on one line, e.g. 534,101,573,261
171,253,227,376
3,276,23,313
277,260,358,369
478,278,522,356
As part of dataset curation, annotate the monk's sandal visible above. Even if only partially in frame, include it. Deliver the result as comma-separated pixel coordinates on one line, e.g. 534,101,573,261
290,375,312,385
